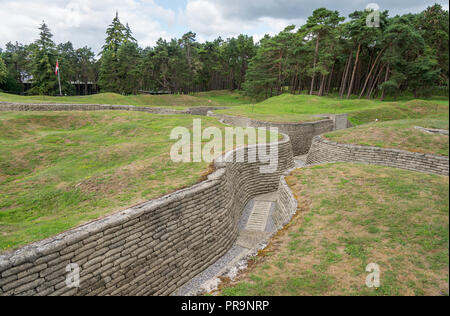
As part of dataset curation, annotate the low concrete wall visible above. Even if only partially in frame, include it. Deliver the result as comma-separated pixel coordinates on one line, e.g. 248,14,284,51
307,136,449,176
0,135,294,296
0,101,226,116
273,175,298,230
209,113,348,156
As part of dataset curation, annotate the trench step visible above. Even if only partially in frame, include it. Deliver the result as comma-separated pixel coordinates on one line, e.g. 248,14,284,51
245,201,271,231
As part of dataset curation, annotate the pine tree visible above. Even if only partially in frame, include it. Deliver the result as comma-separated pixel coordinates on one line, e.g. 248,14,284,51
2,5,446,99
0,56,7,85
418,4,449,82
102,12,127,56
98,49,119,92
380,16,439,98
56,41,77,95
301,8,344,95
124,23,137,44
99,12,141,94
1,42,31,92
116,42,141,94
29,21,58,95
243,35,280,99
344,9,387,98
76,47,96,95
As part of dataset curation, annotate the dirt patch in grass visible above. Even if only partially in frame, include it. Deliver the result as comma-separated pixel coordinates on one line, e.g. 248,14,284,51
219,163,449,296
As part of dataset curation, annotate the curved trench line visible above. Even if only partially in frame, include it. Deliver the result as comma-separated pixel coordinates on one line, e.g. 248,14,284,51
0,101,227,116
0,106,295,296
1,103,446,296
175,122,449,296
307,136,449,176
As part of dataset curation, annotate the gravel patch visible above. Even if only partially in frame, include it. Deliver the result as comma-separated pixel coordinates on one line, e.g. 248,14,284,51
174,244,247,296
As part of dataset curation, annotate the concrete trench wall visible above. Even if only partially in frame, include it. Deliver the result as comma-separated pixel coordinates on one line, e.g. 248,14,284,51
0,135,294,296
0,102,349,156
209,113,349,156
273,175,298,230
2,100,447,296
0,101,226,116
307,136,449,176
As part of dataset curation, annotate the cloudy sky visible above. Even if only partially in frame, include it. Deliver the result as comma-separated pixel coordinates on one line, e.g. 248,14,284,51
0,0,448,53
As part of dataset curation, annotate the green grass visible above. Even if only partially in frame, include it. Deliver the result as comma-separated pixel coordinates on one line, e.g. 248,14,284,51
0,91,246,109
194,90,252,105
216,94,449,124
3,91,448,125
0,111,277,252
325,118,449,156
220,163,449,296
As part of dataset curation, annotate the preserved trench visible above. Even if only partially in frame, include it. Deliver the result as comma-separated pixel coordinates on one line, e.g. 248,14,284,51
0,102,447,296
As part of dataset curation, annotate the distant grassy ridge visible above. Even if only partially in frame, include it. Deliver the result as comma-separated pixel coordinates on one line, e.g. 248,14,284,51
194,90,252,105
325,119,449,157
216,94,449,124
0,110,276,252
0,91,250,109
2,92,447,125
221,163,449,296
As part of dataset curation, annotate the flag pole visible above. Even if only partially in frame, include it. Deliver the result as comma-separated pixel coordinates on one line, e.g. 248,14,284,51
57,59,62,96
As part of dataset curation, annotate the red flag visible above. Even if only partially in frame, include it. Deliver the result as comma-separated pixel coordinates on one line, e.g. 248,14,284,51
55,60,59,75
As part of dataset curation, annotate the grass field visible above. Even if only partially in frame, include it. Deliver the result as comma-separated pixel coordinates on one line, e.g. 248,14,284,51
325,119,449,156
220,163,449,296
2,91,448,125
216,94,449,124
194,90,252,105
0,111,278,252
0,91,250,109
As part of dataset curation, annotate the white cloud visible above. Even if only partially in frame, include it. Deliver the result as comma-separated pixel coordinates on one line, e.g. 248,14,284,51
0,0,448,51
0,0,176,52
182,0,305,42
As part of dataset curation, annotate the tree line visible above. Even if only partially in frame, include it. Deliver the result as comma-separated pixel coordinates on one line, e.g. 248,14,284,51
0,4,448,100
244,4,448,100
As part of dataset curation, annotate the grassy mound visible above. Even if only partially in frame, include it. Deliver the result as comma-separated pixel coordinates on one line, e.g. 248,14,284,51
0,91,245,109
0,111,234,252
349,100,449,126
194,90,252,105
221,163,449,296
215,94,449,124
325,119,449,156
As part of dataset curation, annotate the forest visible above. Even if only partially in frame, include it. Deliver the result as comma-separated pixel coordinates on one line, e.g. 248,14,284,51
0,4,448,100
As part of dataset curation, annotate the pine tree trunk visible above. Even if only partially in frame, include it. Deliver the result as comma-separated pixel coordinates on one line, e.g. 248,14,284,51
340,52,352,98
318,74,326,96
359,47,386,98
366,61,382,98
355,57,362,93
368,65,384,99
310,36,320,95
291,68,299,94
326,62,335,95
297,75,302,94
347,44,361,99
380,65,390,101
